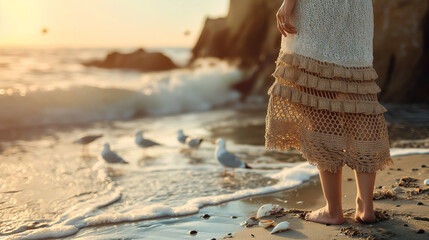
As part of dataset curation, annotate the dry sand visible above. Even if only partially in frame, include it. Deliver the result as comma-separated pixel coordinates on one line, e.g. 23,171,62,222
231,154,429,240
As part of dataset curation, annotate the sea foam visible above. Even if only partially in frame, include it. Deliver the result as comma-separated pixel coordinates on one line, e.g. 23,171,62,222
0,58,242,129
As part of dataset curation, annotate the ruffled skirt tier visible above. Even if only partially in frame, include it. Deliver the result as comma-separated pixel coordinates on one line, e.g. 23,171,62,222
265,50,393,173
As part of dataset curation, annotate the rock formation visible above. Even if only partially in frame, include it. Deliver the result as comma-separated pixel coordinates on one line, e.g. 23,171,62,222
83,48,177,72
191,0,429,103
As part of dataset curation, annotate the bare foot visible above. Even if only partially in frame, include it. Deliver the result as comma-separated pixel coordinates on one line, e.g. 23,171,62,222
304,206,345,225
355,198,376,223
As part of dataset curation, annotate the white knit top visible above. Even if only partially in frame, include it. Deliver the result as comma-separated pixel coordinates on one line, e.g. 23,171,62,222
281,0,374,67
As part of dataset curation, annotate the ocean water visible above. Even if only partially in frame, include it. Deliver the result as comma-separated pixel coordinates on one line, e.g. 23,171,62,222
1,47,429,239
0,47,242,128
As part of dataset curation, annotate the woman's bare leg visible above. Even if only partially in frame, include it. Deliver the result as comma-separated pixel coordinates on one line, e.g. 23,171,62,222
305,168,345,225
354,171,376,223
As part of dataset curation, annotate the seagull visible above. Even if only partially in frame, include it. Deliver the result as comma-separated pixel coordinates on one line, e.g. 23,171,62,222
186,137,203,149
74,134,103,154
177,129,188,144
101,143,128,164
135,130,160,148
214,138,251,177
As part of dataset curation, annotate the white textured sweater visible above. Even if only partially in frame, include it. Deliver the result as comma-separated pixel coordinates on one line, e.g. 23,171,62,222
281,0,374,67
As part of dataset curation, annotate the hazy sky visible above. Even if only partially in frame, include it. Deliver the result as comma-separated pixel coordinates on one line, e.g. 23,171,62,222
0,0,229,47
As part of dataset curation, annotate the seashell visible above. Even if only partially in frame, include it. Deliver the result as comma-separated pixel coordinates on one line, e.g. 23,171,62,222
424,179,429,186
256,204,283,218
259,220,275,228
240,217,259,227
393,186,404,193
270,221,290,234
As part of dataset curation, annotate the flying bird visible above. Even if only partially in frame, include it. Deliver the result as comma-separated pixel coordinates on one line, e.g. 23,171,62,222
101,143,128,164
214,138,251,177
135,130,160,148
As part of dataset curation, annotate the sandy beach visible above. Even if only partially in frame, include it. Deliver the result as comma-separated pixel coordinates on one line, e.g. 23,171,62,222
230,154,429,240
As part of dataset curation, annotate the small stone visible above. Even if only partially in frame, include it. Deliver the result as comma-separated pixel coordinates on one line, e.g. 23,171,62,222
326,223,331,226
251,234,255,237
417,202,424,205
188,230,198,235
397,168,402,171
296,201,304,204
404,224,408,227
224,233,233,238
424,179,429,186
396,205,401,207
200,214,210,219
417,229,425,234
387,172,391,174
412,168,419,171
211,238,216,240
377,186,383,189
231,216,237,219
422,165,427,168
347,178,353,181
393,187,404,193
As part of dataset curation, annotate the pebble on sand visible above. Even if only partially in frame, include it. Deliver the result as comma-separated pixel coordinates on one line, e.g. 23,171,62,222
424,179,429,185
200,214,210,219
188,230,198,235
417,202,424,205
417,229,425,234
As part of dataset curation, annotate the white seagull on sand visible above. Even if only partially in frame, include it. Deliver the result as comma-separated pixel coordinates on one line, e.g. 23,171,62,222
74,134,103,153
186,137,204,149
214,138,251,176
101,143,128,164
135,130,160,148
177,129,189,144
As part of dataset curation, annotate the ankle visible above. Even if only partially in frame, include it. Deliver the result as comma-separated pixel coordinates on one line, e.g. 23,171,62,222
356,197,373,211
325,205,343,216
356,197,363,207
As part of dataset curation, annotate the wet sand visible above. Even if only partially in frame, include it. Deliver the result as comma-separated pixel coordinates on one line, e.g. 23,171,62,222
231,154,429,240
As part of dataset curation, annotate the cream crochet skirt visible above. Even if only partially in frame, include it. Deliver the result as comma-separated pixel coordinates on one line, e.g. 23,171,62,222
265,50,393,173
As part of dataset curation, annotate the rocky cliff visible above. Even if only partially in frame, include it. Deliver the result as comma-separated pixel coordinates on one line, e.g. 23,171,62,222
191,0,429,103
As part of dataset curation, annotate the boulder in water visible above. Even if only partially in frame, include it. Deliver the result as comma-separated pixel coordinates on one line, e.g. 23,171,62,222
83,48,178,71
